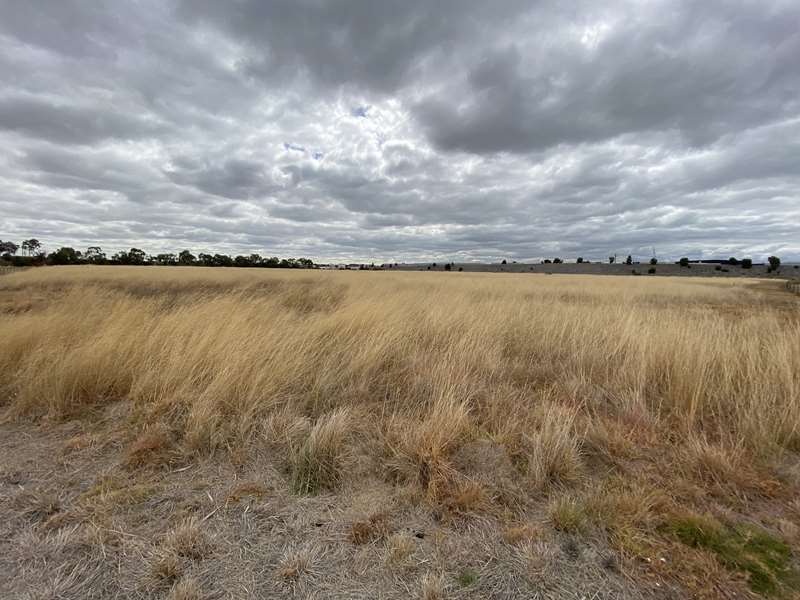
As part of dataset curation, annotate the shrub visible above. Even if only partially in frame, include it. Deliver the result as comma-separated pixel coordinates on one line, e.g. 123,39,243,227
728,257,739,265
741,258,752,269
679,257,690,267
444,263,451,271
648,267,656,274
625,255,633,265
715,265,722,271
553,258,562,264
650,257,658,265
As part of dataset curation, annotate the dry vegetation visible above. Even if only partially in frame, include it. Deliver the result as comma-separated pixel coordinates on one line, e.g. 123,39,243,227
1,266,800,599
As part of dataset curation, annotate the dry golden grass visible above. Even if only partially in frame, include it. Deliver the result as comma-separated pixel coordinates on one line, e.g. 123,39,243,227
2,267,796,456
2,266,800,597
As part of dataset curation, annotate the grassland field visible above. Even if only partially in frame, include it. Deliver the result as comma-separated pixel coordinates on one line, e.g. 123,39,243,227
1,266,800,599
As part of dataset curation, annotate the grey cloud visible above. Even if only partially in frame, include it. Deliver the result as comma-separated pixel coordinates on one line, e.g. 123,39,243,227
415,2,800,154
0,1,798,262
0,95,166,144
177,0,524,93
165,157,277,200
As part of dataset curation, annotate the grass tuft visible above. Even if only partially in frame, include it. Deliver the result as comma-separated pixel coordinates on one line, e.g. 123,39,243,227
549,495,588,534
163,518,213,560
290,407,353,494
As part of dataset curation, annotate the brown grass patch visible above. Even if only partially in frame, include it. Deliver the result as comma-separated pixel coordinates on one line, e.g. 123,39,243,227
226,481,268,503
124,423,176,468
502,523,541,545
349,511,392,544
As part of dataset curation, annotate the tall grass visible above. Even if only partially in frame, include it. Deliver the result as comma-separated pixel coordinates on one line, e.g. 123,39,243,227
1,266,798,478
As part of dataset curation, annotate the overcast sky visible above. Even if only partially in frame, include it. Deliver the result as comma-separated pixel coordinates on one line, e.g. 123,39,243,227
2,1,799,262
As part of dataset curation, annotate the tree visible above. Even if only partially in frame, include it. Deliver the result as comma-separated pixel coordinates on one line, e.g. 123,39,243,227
154,253,178,266
608,256,615,264
85,246,106,263
0,240,19,257
768,256,781,271
501,259,507,265
213,254,233,267
650,257,658,265
741,258,752,269
553,258,562,264
21,239,41,256
679,257,690,267
728,257,739,266
625,255,633,265
444,263,451,271
576,257,583,263
178,250,196,265
114,248,147,265
47,247,80,265
128,248,147,265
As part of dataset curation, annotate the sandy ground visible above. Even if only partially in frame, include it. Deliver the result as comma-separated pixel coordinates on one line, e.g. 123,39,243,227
0,405,690,600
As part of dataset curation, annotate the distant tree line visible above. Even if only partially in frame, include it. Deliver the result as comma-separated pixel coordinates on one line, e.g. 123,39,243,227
0,239,315,269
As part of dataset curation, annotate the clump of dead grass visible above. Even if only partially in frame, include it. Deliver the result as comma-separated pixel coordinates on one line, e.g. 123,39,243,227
420,572,449,600
525,402,584,491
384,396,472,502
385,531,416,565
276,543,320,580
163,518,212,560
166,577,203,600
290,407,354,494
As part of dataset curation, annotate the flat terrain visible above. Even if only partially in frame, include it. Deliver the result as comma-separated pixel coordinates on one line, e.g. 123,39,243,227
392,261,799,279
1,267,800,599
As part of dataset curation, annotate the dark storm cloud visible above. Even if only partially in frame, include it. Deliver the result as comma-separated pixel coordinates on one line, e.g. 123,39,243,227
414,2,800,153
1,0,798,261
176,0,525,93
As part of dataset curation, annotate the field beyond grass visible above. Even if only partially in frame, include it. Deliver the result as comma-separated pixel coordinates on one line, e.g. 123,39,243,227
1,266,799,599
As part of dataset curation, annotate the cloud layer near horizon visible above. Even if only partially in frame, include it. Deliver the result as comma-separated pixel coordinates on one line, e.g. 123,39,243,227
2,0,799,261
